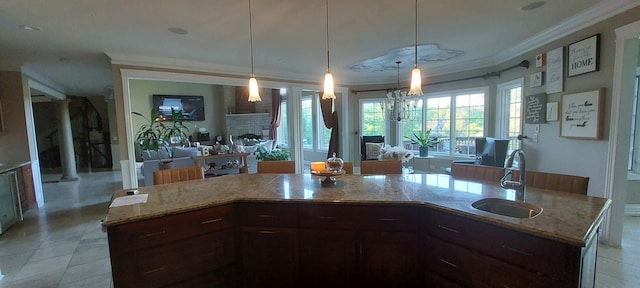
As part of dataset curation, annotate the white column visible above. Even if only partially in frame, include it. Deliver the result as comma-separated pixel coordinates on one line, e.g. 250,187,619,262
56,99,78,181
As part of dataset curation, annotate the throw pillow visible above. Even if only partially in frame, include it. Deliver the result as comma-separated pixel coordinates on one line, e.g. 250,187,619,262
365,142,384,160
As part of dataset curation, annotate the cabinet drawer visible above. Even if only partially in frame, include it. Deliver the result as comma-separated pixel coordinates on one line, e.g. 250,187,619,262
239,202,298,227
300,204,419,232
424,236,559,288
109,204,234,252
116,228,236,288
423,209,579,281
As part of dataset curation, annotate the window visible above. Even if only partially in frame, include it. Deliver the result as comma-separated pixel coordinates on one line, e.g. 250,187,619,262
301,93,332,152
405,88,486,156
360,99,387,136
276,100,288,148
497,79,523,154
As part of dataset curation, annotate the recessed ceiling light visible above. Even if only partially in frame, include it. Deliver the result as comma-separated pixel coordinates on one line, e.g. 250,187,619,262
520,1,546,11
168,27,188,35
20,25,41,31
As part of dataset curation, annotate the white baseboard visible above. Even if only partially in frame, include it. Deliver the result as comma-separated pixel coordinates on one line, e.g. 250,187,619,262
625,204,640,216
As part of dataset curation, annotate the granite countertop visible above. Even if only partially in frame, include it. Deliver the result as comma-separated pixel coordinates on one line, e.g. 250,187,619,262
103,173,611,247
0,161,31,174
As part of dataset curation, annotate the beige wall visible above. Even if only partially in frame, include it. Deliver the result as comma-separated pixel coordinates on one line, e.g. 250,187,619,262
0,71,31,163
129,80,225,141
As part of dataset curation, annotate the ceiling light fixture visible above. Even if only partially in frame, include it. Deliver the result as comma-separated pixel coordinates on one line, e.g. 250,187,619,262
382,61,417,122
322,0,336,100
247,0,261,102
20,25,41,32
408,0,423,96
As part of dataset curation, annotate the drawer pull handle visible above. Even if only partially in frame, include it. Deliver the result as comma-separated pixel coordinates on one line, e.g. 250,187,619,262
378,218,398,222
439,258,458,268
258,214,276,218
318,216,336,220
437,225,459,234
201,218,223,225
140,230,165,238
143,266,167,275
502,245,534,257
259,230,276,234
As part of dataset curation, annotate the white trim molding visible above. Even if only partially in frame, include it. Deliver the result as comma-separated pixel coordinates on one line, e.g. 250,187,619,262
625,204,640,216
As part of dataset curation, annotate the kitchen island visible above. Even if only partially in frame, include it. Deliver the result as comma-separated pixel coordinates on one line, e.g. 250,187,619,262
104,173,610,288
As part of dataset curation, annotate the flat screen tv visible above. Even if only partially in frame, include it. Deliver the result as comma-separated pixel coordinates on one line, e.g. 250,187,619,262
152,95,205,121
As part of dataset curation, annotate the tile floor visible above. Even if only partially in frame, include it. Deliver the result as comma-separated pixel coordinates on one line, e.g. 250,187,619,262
0,170,638,287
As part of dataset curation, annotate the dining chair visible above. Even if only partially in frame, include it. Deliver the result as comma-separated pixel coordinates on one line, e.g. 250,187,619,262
342,162,353,174
360,160,402,175
153,166,205,185
257,160,296,174
512,170,589,195
450,162,505,182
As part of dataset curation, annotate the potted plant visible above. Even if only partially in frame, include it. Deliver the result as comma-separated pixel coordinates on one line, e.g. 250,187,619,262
133,108,191,169
254,146,294,173
404,128,443,157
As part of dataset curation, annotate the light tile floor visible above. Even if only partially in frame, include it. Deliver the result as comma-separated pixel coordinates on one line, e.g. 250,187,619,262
0,170,638,287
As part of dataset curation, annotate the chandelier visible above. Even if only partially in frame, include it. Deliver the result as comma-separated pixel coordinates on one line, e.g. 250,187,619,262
381,61,418,122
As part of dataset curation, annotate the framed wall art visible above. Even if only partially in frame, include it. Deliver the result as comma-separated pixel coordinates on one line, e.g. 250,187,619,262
560,88,604,139
546,46,563,94
567,34,600,77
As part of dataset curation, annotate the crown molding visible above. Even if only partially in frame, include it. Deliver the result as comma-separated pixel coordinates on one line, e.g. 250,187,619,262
108,1,640,87
494,0,640,64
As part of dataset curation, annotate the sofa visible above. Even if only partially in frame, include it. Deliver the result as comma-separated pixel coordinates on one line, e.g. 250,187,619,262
141,147,201,186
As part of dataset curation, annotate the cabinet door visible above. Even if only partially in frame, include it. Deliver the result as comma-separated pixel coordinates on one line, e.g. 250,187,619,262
359,231,420,288
241,227,298,288
299,229,357,288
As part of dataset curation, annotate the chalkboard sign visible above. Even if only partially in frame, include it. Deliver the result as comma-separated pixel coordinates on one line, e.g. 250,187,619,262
525,94,546,124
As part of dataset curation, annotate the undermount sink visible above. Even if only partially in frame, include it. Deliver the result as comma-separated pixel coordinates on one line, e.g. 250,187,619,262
472,198,542,219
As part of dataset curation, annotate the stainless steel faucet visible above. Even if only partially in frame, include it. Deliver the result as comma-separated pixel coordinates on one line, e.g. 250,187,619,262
500,149,526,201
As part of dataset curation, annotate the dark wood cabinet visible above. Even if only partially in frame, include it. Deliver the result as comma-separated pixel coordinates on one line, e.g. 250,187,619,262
423,209,591,287
108,205,236,288
299,229,357,288
107,201,599,288
238,202,299,288
240,227,299,288
298,204,421,288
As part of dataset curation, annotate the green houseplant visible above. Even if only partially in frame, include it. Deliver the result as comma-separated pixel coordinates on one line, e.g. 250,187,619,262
133,108,191,166
254,146,290,161
404,128,443,157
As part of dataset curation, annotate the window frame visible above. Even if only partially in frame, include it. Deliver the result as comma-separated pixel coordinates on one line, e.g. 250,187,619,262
404,86,489,157
301,93,331,153
497,78,524,155
359,98,390,142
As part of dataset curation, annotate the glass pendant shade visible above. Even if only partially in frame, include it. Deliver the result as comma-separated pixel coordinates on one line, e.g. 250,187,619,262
248,77,261,102
323,72,336,99
408,66,423,96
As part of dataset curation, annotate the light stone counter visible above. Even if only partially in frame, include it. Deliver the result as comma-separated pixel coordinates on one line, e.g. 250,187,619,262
103,173,611,247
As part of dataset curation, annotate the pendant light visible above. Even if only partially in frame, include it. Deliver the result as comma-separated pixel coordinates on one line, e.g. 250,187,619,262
408,0,423,96
322,0,336,100
247,0,261,102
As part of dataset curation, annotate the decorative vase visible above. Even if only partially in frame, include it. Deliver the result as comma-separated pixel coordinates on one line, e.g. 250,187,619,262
419,146,429,157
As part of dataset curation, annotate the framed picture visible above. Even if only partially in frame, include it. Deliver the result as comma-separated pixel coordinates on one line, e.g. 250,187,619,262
560,88,604,139
546,46,563,94
525,93,546,124
546,102,558,122
567,34,600,77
